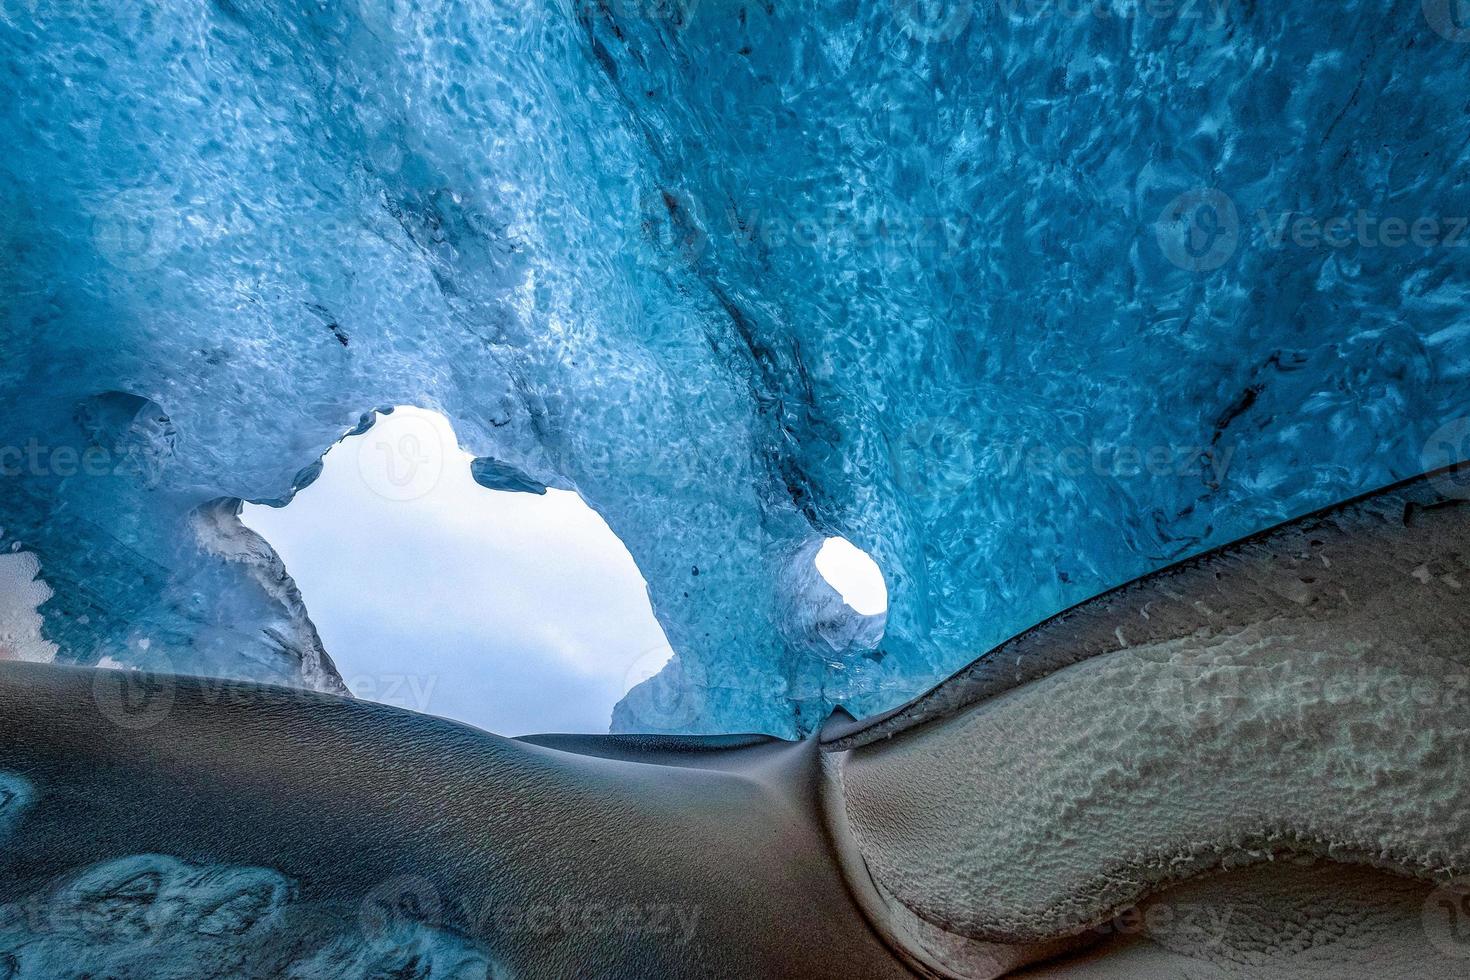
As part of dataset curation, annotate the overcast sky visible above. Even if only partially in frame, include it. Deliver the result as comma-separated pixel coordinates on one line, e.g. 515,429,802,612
241,407,675,736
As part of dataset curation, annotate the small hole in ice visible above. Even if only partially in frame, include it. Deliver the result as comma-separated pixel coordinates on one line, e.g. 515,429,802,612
814,537,887,617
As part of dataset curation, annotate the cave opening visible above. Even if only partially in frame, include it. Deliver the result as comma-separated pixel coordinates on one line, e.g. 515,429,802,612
814,536,888,618
240,406,672,736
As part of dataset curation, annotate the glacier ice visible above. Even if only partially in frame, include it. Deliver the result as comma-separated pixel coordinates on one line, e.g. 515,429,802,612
2,0,1470,735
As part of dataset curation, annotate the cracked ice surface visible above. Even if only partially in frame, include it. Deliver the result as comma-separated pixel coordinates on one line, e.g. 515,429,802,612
3,0,1470,735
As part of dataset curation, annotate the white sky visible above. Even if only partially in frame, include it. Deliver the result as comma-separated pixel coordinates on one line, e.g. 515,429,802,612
816,536,888,617
241,407,674,736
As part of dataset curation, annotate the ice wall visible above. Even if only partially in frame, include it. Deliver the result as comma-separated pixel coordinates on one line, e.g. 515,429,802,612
2,0,1469,735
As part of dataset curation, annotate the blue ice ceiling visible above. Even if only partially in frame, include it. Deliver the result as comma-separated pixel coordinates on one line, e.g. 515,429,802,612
2,0,1469,736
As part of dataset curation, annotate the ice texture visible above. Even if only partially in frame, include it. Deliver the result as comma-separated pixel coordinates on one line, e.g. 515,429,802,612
0,852,493,979
2,1,1470,735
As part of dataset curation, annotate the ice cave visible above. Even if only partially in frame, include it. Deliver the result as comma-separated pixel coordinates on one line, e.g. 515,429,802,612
2,0,1470,977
